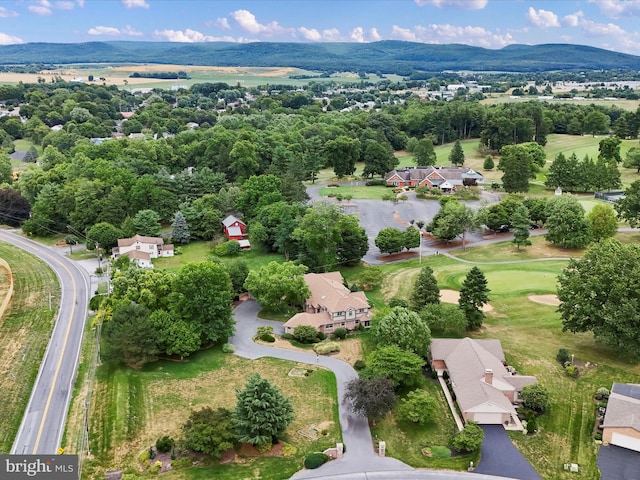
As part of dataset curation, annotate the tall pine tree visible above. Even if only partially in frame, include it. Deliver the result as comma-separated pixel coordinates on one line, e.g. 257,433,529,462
171,211,191,245
458,267,490,329
410,265,440,311
449,140,465,166
233,374,294,446
511,204,532,250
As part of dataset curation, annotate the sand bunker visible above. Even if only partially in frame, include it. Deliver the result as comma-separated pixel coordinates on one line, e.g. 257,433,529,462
528,294,561,306
440,289,493,312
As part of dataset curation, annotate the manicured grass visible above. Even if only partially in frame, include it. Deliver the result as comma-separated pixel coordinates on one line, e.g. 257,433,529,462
0,244,59,453
451,235,578,262
159,457,301,480
82,347,341,479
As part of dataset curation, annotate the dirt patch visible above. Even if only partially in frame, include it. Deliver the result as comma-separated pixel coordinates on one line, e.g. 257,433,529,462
440,289,493,312
528,294,560,306
257,337,363,365
376,251,418,262
237,440,285,457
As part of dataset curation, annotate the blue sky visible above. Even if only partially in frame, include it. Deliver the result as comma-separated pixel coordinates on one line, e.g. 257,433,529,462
0,1,639,55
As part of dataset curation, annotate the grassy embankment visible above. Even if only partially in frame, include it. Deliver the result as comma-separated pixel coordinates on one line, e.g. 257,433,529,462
0,243,59,453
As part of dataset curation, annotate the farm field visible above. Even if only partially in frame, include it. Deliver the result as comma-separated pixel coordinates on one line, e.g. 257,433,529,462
481,94,640,112
0,243,59,453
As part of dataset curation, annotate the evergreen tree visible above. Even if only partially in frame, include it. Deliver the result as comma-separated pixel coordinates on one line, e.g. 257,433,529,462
23,145,39,163
449,140,465,166
511,204,532,250
459,267,490,329
483,156,494,170
171,211,190,245
233,374,294,446
410,265,440,311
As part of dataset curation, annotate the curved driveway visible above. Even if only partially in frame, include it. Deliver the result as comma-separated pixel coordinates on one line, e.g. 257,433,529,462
0,231,90,455
231,300,521,480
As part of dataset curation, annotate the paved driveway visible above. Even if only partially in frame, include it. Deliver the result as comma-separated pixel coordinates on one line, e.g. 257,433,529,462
597,445,640,480
473,426,541,480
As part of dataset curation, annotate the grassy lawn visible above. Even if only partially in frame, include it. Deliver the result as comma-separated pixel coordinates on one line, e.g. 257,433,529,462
0,243,59,453
318,185,390,200
81,347,341,480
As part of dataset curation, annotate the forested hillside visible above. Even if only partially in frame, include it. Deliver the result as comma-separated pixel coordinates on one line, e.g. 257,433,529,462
0,41,639,73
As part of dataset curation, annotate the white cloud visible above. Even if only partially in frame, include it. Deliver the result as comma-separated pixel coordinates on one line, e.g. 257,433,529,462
56,1,75,10
29,0,52,16
527,7,560,28
0,7,18,17
299,27,321,41
415,0,488,10
215,17,230,30
153,28,245,43
88,25,141,36
391,25,418,42
369,27,382,41
350,27,365,43
122,0,149,9
121,25,142,36
392,23,514,48
581,19,627,36
322,28,341,41
591,0,640,18
563,11,584,27
229,9,289,36
0,32,23,44
77,0,84,6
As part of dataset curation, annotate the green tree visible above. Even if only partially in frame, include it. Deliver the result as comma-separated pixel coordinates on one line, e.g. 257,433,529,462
410,265,440,311
171,211,190,245
397,389,438,425
344,376,397,422
420,303,467,334
149,310,200,360
23,145,39,163
86,222,123,252
429,199,477,247
172,261,234,344
545,195,591,248
448,139,465,166
587,203,618,242
583,111,610,136
623,147,640,173
520,384,550,412
558,240,640,357
483,156,494,170
182,407,235,458
412,137,436,166
0,188,31,227
101,303,160,368
238,175,284,220
325,135,360,178
362,138,398,177
366,345,425,388
545,152,581,191
598,137,622,163
357,266,383,290
233,374,294,445
615,180,640,227
451,422,484,453
336,213,369,266
229,139,259,183
0,153,12,184
132,209,161,237
372,307,432,357
244,261,310,313
375,228,406,255
498,144,534,193
511,204,531,250
225,259,249,296
459,267,490,330
292,325,319,344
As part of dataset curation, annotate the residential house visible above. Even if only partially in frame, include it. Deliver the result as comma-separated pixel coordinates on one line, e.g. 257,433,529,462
118,250,154,269
222,215,250,249
602,383,640,452
283,272,370,335
112,235,174,265
384,166,484,191
430,338,537,430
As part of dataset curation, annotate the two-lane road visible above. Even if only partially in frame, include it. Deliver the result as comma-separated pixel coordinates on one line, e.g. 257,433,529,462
1,231,90,455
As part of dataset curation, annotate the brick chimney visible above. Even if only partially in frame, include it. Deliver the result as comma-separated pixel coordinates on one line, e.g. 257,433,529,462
484,368,493,385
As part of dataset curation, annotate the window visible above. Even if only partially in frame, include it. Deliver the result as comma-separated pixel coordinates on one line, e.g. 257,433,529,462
326,324,333,329
364,320,370,327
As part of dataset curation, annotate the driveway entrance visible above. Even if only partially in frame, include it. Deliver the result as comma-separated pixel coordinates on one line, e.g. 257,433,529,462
473,425,541,480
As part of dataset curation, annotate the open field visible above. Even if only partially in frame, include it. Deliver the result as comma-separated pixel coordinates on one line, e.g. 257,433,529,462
0,243,59,453
481,94,640,112
81,348,341,480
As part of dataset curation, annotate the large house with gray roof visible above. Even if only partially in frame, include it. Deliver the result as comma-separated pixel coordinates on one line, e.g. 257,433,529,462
384,166,484,191
430,338,537,431
283,272,370,335
602,383,640,452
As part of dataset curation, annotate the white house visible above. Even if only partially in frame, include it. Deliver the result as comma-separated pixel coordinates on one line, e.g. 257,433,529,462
112,235,174,261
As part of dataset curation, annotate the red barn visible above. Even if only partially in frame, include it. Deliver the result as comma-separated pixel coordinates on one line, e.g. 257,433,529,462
222,215,250,249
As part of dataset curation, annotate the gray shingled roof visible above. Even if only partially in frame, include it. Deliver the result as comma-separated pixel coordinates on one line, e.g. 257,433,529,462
603,383,640,432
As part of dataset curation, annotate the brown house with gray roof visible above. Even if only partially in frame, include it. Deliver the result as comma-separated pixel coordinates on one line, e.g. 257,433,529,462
283,272,370,335
430,338,536,430
384,166,484,192
602,383,640,452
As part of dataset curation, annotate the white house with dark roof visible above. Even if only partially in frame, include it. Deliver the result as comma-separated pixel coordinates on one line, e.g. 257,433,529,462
430,338,537,430
112,235,174,263
283,272,370,335
602,383,640,452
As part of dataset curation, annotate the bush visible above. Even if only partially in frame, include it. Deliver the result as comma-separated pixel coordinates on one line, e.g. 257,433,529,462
213,240,241,257
565,364,578,378
594,433,602,441
483,156,494,170
430,445,451,459
596,387,610,399
317,331,327,341
389,297,409,308
304,452,329,469
89,294,105,311
281,333,294,340
293,325,319,344
451,422,484,453
156,436,174,453
521,384,550,412
332,328,347,340
314,341,340,354
281,442,297,457
260,333,276,343
170,457,192,469
365,178,386,186
556,348,570,365
353,359,366,371
525,412,537,434
222,343,235,353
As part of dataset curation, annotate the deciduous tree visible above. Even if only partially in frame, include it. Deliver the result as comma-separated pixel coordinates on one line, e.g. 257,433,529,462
366,345,425,388
102,303,160,368
520,384,550,412
344,376,397,422
587,203,618,242
182,407,235,458
420,303,466,334
397,389,438,425
452,422,484,453
372,307,432,357
545,195,591,249
615,180,640,227
244,261,310,313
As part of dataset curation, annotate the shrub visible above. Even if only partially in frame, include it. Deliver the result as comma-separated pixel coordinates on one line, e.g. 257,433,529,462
89,294,105,311
281,443,297,457
304,452,329,469
156,436,174,453
317,331,327,341
293,325,319,344
565,364,579,378
556,348,570,365
483,156,494,170
430,445,451,459
170,458,192,469
281,333,294,340
332,328,347,340
260,333,276,343
353,359,366,371
525,412,537,433
389,297,409,308
366,178,386,186
256,440,272,453
314,341,340,354
596,387,610,399
594,433,602,441
451,422,484,453
138,449,150,463
521,384,550,412
222,343,235,353
213,240,241,257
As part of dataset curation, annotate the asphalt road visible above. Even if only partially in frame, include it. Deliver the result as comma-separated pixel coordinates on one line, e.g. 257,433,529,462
1,231,90,455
